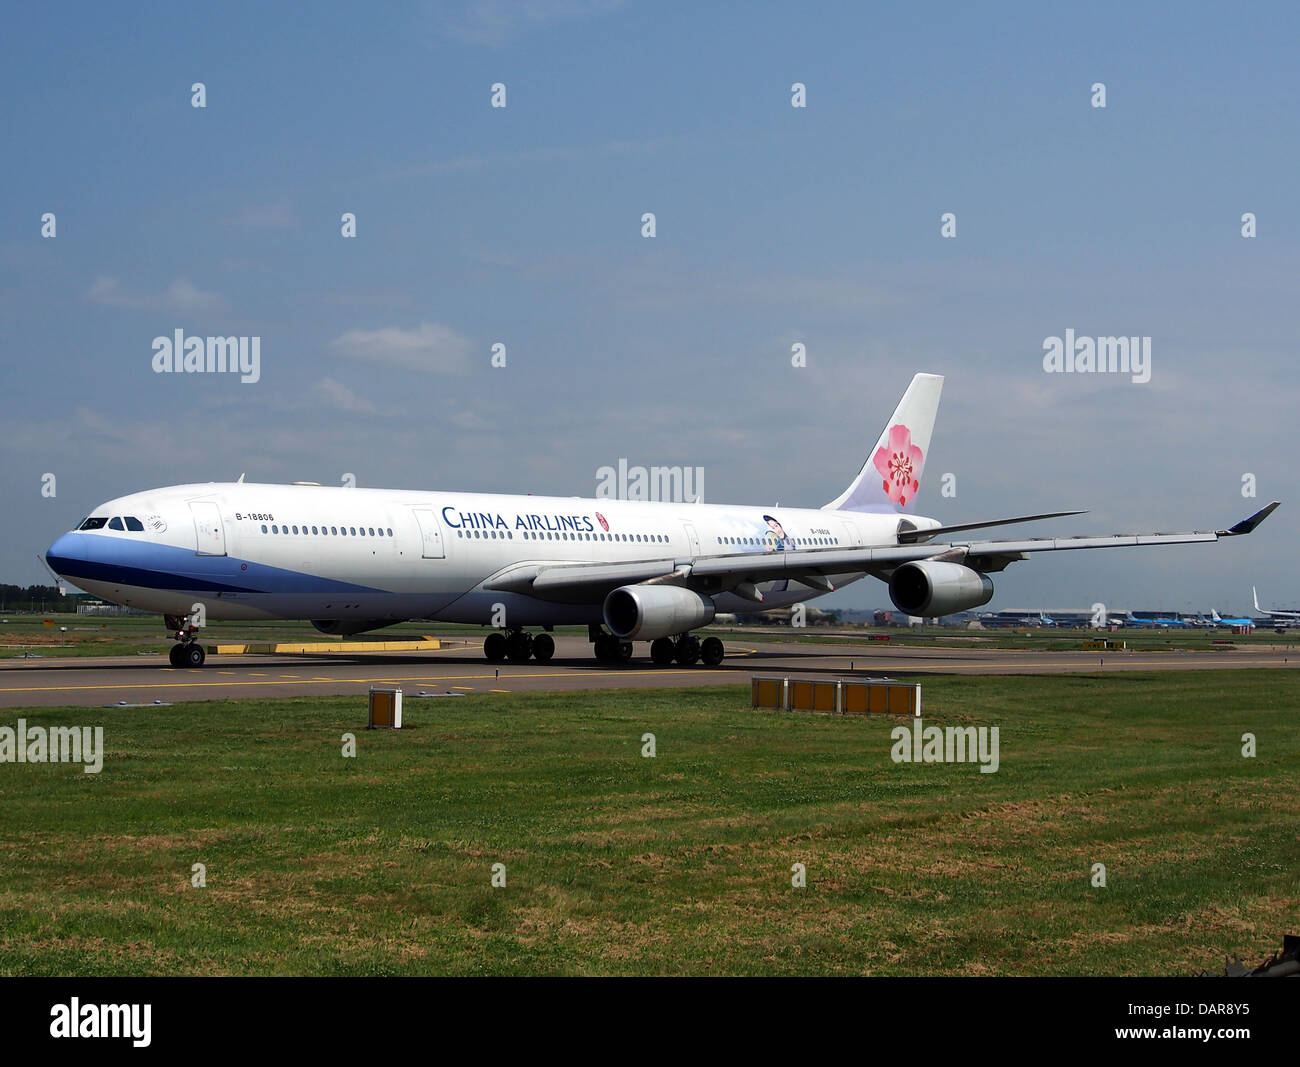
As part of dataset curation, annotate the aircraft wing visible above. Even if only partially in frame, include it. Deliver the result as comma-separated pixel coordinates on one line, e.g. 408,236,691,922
485,502,1279,603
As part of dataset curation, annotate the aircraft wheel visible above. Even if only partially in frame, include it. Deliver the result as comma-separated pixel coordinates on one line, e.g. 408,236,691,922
183,643,206,668
506,631,533,662
650,637,675,666
484,632,507,662
168,644,184,667
700,637,724,666
532,633,555,662
675,635,700,666
618,641,634,663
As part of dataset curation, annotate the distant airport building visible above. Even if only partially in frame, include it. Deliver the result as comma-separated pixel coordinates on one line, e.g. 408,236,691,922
980,608,1137,628
76,600,150,616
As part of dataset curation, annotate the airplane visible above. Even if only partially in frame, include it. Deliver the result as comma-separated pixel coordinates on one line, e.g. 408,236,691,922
1252,586,1300,628
1128,612,1191,628
43,373,1280,669
1210,609,1254,629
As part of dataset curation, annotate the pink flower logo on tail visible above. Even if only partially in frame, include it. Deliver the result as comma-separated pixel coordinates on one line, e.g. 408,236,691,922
873,424,924,506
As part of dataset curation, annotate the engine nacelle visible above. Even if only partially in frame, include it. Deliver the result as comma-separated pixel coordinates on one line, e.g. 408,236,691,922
603,585,715,641
310,619,404,637
889,561,994,617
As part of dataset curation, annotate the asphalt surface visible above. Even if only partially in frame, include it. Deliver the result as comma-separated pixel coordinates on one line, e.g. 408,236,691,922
0,635,1294,707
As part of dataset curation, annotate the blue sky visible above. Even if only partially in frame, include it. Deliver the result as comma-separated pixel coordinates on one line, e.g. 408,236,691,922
3,1,1298,613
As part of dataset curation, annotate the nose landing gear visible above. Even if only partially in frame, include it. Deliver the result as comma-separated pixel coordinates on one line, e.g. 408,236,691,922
164,614,206,668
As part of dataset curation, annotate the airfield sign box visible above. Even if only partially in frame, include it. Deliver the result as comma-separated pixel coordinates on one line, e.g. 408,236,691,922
368,687,403,729
751,676,920,716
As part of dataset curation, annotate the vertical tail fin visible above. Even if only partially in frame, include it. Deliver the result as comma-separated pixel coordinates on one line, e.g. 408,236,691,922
823,372,944,513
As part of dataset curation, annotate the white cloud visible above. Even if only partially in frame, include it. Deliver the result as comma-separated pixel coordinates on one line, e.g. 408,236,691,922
87,276,228,313
438,0,623,46
312,377,377,413
230,202,294,229
328,321,473,374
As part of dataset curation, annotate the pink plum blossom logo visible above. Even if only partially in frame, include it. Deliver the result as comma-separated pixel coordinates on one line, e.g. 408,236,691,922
595,512,609,532
874,424,923,506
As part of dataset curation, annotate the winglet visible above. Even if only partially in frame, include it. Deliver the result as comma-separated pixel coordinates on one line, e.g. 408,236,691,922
1218,500,1280,537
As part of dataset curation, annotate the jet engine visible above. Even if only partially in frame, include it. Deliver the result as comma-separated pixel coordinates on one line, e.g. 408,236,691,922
310,619,404,636
603,585,715,641
888,560,994,617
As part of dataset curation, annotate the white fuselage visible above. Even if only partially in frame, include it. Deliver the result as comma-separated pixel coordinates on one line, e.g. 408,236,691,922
47,483,921,626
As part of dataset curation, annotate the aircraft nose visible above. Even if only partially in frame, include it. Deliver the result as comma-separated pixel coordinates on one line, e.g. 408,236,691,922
45,532,85,576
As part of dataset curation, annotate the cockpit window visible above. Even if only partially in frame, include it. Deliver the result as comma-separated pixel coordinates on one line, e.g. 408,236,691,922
124,516,144,532
78,517,108,530
108,517,124,531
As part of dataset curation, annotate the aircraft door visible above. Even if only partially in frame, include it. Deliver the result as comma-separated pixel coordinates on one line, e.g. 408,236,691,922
682,521,701,557
190,501,227,556
412,508,446,559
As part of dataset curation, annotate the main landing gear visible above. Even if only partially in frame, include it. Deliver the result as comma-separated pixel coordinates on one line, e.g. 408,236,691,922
483,629,555,663
593,633,634,663
652,634,724,666
164,614,206,668
599,630,726,667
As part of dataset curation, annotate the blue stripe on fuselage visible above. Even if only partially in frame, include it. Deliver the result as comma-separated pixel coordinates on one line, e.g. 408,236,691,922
45,533,384,595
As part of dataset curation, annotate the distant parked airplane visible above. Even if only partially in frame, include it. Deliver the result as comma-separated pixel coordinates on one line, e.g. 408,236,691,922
1252,587,1300,628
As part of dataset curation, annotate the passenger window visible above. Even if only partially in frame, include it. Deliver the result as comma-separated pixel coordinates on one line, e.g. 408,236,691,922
78,517,108,530
272,525,279,534
312,526,318,535
350,527,356,536
108,517,124,530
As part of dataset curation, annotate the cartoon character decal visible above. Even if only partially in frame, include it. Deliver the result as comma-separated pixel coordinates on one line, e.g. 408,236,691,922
762,514,794,553
761,514,792,592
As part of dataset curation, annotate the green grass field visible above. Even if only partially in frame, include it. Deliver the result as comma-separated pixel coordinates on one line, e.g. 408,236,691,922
0,671,1296,975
